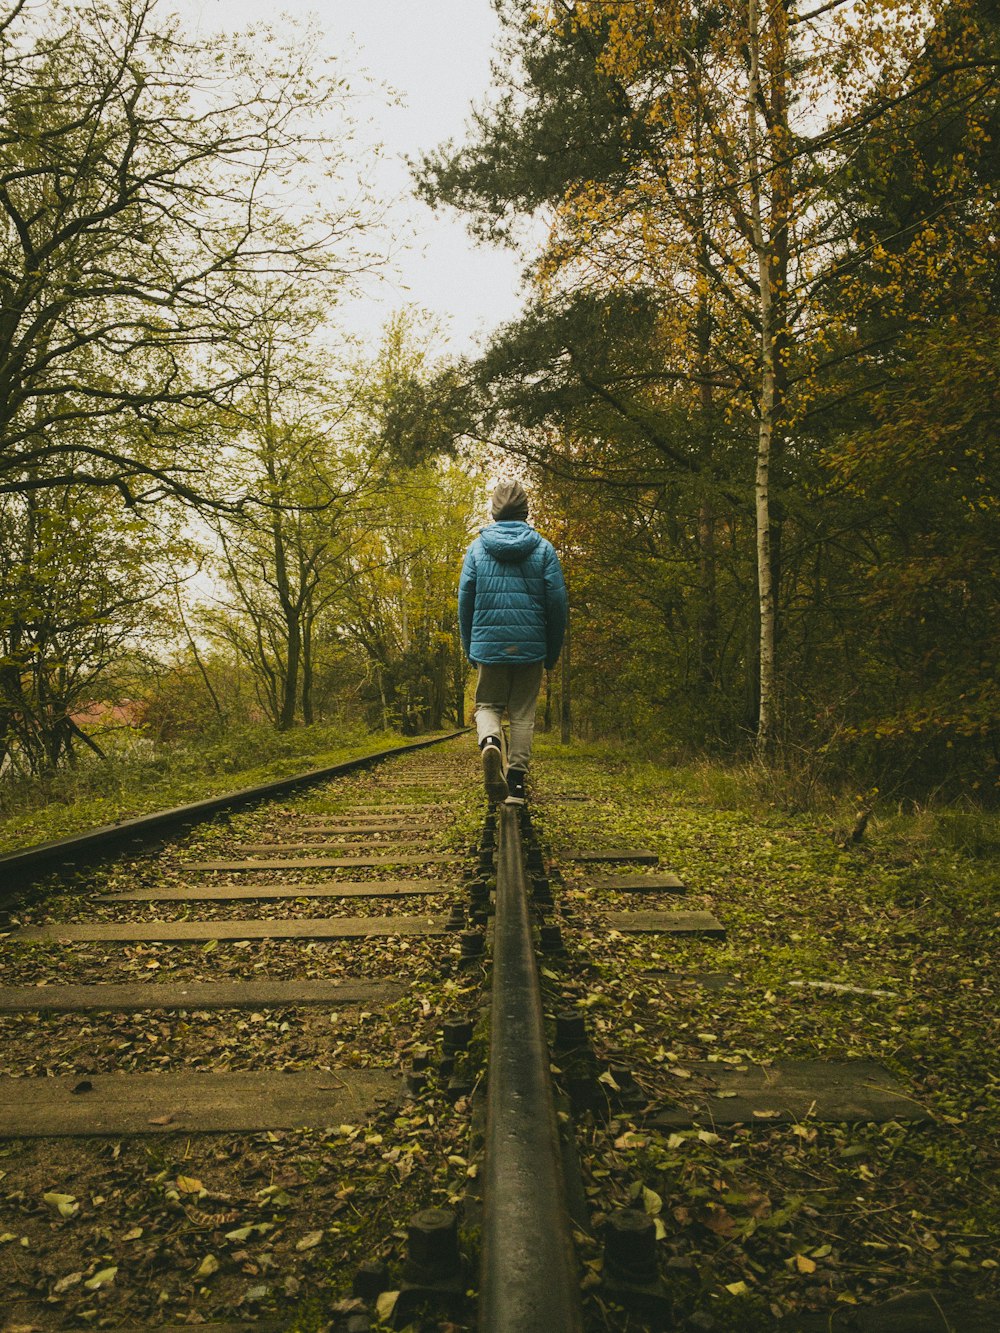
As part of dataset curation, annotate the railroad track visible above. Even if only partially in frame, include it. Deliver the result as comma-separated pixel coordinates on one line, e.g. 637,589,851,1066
0,737,989,1332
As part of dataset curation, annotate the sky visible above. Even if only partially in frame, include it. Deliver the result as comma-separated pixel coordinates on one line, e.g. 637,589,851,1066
170,0,529,355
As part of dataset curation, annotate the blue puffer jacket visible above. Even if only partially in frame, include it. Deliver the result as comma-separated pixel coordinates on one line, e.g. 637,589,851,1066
458,521,568,668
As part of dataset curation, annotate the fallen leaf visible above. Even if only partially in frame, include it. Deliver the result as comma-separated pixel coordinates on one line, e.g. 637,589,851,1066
176,1175,205,1194
376,1291,400,1321
225,1222,273,1242
295,1230,324,1252
725,1280,749,1296
795,1253,817,1274
642,1186,662,1216
52,1272,83,1294
258,1186,293,1207
84,1266,117,1290
196,1254,220,1278
43,1192,79,1219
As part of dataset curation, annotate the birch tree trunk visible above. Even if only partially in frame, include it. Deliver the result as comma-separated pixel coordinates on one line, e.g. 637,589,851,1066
560,597,572,745
746,0,789,754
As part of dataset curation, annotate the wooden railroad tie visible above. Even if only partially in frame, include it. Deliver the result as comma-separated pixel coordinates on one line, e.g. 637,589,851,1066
0,979,405,1014
9,916,448,943
183,853,456,871
0,1069,403,1138
95,879,449,902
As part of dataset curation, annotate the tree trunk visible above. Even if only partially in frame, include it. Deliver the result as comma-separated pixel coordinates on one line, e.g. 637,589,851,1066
301,614,314,725
278,610,301,731
697,497,718,692
560,602,571,745
377,668,390,732
746,0,789,754
693,119,719,694
176,584,224,719
453,636,466,727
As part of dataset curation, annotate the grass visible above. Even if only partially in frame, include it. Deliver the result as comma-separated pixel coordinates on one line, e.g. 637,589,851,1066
0,720,429,855
529,736,1000,1328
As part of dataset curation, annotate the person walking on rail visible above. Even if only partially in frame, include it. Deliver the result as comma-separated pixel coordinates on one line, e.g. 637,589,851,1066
458,480,568,805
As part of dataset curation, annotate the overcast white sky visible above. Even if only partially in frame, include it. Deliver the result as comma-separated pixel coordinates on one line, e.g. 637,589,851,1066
170,0,528,354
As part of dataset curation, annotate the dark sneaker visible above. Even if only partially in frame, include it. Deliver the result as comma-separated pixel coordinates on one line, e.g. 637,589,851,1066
505,768,526,805
480,736,507,803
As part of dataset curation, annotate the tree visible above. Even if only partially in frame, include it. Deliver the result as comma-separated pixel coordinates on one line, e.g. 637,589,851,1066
336,455,481,733
0,483,182,774
0,0,394,765
418,0,998,761
0,0,381,506
201,279,376,730
300,312,481,733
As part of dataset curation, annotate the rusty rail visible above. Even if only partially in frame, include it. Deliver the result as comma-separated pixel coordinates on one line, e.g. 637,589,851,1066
479,803,583,1330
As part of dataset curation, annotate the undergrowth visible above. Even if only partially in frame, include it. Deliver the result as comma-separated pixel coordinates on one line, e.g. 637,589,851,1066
530,736,1000,1328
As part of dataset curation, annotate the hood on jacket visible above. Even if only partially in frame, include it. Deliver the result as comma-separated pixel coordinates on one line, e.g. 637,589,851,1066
479,520,542,564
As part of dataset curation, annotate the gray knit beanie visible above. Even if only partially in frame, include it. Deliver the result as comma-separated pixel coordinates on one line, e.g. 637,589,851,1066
491,479,529,521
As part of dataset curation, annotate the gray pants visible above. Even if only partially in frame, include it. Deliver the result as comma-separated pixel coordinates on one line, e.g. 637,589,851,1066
474,661,545,772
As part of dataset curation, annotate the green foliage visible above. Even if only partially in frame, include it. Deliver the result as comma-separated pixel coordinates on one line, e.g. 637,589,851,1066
417,0,999,795
0,487,184,775
0,0,400,774
532,739,1000,1323
415,0,634,240
337,449,482,733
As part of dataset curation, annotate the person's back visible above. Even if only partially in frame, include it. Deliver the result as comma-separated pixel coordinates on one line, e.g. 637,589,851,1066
458,481,567,804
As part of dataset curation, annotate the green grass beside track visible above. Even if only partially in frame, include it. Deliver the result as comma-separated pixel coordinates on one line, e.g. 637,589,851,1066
0,723,416,855
529,736,1000,1328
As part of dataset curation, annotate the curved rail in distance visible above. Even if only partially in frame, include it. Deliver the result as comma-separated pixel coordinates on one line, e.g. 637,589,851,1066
0,730,468,900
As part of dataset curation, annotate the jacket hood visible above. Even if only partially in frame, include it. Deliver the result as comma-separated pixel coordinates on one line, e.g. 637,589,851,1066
479,520,542,563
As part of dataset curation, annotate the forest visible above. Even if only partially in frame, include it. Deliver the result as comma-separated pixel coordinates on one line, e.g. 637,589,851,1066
0,0,997,829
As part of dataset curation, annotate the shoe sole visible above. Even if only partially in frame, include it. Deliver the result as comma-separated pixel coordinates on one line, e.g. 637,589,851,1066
482,747,508,803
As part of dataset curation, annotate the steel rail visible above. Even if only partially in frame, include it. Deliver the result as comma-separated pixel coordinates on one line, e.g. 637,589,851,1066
0,730,467,900
480,804,583,1331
